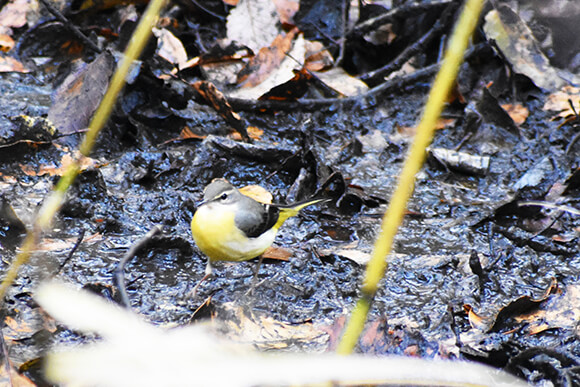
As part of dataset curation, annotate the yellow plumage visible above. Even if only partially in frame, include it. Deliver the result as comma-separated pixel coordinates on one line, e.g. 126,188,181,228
191,202,276,262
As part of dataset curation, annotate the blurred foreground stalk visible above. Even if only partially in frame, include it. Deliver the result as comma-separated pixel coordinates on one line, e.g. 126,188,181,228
0,0,168,300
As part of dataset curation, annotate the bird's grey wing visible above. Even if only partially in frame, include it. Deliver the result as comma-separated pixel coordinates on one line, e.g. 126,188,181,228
235,197,280,238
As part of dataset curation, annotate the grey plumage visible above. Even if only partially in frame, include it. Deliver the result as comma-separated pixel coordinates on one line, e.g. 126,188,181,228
201,178,280,238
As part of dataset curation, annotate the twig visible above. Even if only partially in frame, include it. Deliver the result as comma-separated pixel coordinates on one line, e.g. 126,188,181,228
228,64,435,111
113,225,163,308
347,0,453,39
334,0,348,66
189,0,226,20
359,2,459,85
226,42,488,112
38,0,102,54
519,201,580,216
56,229,86,274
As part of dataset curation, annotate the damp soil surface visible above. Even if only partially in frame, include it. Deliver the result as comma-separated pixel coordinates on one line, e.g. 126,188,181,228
1,0,580,386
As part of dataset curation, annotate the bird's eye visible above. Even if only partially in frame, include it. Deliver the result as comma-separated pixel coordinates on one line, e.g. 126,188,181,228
220,193,228,200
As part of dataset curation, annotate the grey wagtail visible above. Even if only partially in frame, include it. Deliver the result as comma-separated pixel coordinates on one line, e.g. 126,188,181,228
191,178,328,293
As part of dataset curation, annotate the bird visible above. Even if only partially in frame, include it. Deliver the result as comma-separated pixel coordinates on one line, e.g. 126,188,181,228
190,178,328,294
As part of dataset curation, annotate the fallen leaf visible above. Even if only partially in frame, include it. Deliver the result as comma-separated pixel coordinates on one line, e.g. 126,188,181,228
483,6,568,91
501,103,529,125
543,85,580,119
0,364,35,387
465,279,560,333
273,0,299,25
237,27,299,88
179,126,206,140
317,247,371,266
304,40,333,71
37,233,102,252
219,302,328,350
314,67,369,97
395,123,416,137
258,68,313,101
153,27,188,70
226,0,280,52
0,55,29,72
0,0,31,33
20,151,99,177
3,315,36,340
428,147,490,176
261,245,292,261
230,32,305,100
435,118,456,130
0,33,14,51
192,81,250,140
514,284,580,334
230,125,263,140
464,304,490,331
48,51,115,135
239,184,272,203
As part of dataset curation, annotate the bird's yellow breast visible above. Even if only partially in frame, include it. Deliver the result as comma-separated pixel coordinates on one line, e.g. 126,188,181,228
191,203,276,262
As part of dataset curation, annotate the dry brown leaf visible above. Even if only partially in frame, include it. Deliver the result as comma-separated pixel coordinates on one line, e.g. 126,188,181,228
261,245,292,261
230,125,263,141
230,32,305,100
238,27,298,88
37,233,102,252
153,28,188,70
20,151,99,177
464,304,490,331
483,6,567,91
514,284,580,334
0,33,14,51
48,51,115,135
273,0,299,25
501,103,529,125
314,67,369,97
396,123,416,137
0,55,29,72
0,0,31,33
219,302,328,350
543,85,580,119
179,126,206,140
3,315,36,339
465,279,560,333
239,184,272,203
435,118,456,130
226,0,280,52
304,40,333,71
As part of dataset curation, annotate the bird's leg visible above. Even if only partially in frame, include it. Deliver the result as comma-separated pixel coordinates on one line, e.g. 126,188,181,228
190,260,213,297
246,255,265,295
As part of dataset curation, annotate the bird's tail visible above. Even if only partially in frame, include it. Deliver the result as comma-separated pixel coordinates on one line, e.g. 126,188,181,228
275,198,329,228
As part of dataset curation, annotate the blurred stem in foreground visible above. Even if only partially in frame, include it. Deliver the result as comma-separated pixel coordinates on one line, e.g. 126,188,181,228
337,0,486,354
0,0,168,301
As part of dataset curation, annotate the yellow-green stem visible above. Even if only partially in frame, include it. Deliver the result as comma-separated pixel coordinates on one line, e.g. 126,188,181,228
337,0,486,354
0,0,167,301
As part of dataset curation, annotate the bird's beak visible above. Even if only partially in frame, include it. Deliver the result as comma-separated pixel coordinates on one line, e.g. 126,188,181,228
195,199,206,208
